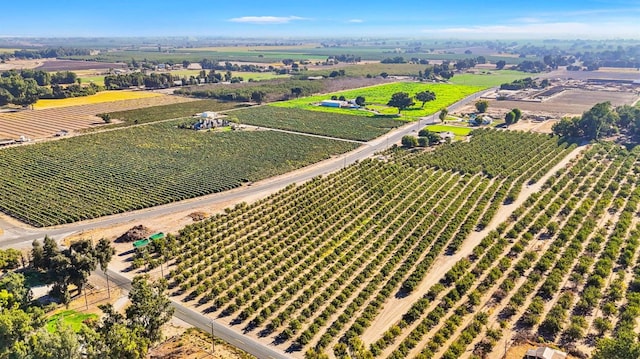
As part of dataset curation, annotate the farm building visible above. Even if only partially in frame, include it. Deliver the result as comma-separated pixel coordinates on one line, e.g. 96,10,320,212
192,118,229,130
200,111,218,119
320,100,345,108
320,100,360,109
525,347,567,359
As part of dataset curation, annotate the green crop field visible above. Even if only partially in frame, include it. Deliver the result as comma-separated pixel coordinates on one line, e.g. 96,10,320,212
78,75,106,86
0,123,358,227
449,70,532,88
47,310,98,333
142,130,575,357
425,124,473,136
104,99,241,127
228,107,403,141
271,82,483,119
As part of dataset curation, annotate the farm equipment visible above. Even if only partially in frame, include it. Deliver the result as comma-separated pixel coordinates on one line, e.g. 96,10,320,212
132,232,165,249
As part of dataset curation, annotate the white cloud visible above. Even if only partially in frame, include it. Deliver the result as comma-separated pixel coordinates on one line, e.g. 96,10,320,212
425,21,640,38
347,19,364,23
228,16,307,24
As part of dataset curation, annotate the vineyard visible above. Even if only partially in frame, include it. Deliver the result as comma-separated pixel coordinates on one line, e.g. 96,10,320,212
0,122,357,227
137,130,577,358
228,107,404,141
271,82,484,118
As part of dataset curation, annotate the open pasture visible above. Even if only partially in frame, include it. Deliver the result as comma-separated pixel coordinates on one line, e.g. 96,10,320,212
425,124,473,136
272,82,483,119
0,122,357,227
449,69,533,88
0,95,194,139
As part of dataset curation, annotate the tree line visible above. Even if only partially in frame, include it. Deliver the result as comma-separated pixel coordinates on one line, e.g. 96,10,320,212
552,102,640,140
0,47,91,61
0,70,99,107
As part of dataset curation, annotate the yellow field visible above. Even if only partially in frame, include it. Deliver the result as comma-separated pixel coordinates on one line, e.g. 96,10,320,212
0,48,19,53
34,91,162,109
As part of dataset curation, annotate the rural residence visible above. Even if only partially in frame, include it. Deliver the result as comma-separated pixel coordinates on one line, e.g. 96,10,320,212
524,347,567,359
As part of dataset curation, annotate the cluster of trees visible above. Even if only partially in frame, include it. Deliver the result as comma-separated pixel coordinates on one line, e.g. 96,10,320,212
499,77,549,90
104,72,175,89
3,69,77,86
419,62,454,80
387,90,436,114
505,108,522,125
552,102,640,140
30,236,115,306
44,83,101,99
0,270,173,359
401,128,442,148
0,247,23,270
381,56,407,64
327,54,362,63
453,56,487,71
0,74,41,106
515,60,549,73
0,70,95,106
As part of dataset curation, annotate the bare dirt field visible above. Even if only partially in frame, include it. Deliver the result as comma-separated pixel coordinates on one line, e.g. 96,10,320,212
488,88,638,117
0,59,44,71
36,59,127,71
0,58,126,71
549,68,640,81
148,328,254,359
0,95,194,140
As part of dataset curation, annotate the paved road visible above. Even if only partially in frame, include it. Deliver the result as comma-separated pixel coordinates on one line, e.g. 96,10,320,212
104,269,289,359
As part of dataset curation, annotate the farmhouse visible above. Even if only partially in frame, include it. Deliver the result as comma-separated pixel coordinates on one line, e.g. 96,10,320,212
525,347,567,359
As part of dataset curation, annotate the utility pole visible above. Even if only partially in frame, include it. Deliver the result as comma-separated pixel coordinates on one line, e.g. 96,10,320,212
211,319,215,355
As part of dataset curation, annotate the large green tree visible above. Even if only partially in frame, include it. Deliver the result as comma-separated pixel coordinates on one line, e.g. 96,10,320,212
592,332,640,359
94,238,116,298
415,90,436,108
387,92,415,114
475,100,489,113
81,304,150,359
579,101,618,139
125,276,174,343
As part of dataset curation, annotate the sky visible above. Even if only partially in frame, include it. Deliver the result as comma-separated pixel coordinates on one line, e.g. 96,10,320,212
2,0,640,39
